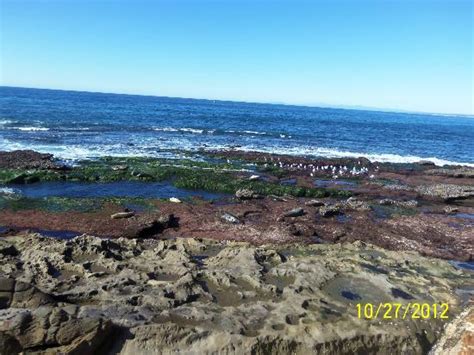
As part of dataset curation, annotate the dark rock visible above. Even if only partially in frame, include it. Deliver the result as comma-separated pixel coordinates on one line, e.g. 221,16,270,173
418,160,436,166
319,205,342,217
305,199,325,207
0,150,61,170
123,214,179,238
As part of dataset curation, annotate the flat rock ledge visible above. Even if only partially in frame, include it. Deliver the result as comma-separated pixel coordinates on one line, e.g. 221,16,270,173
0,233,472,354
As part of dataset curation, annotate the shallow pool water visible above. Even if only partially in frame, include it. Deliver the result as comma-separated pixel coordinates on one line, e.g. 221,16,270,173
449,260,474,272
314,179,357,190
0,226,80,239
5,181,227,200
454,213,474,220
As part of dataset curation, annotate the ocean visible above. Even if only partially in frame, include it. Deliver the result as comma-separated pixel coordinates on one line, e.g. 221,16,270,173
1,86,473,166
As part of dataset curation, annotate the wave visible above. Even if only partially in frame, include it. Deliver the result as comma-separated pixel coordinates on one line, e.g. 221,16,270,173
0,119,15,125
56,127,90,131
13,127,50,132
152,127,290,138
1,135,472,167
231,145,474,167
153,127,205,134
0,187,21,198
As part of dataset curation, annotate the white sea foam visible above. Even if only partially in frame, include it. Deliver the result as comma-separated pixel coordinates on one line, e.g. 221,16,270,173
230,145,474,167
0,187,19,195
153,127,204,134
0,119,14,125
180,128,204,134
241,130,267,135
0,187,22,200
14,127,50,132
1,135,472,167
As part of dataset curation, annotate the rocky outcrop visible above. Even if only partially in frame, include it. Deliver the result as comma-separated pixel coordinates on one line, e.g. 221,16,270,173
0,233,470,354
0,307,112,354
122,214,178,238
430,305,474,355
0,278,54,309
0,150,61,170
426,167,474,179
416,184,474,201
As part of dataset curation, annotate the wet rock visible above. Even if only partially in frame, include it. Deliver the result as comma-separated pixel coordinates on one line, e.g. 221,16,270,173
319,205,342,217
0,150,61,170
123,214,179,238
220,212,240,224
6,173,40,184
418,160,436,166
111,212,135,219
235,188,262,200
305,199,325,207
416,184,474,201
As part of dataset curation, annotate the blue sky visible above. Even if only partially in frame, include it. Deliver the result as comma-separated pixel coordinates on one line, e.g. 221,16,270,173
1,0,472,115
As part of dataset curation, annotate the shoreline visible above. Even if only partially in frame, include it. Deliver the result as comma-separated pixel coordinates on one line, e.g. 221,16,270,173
1,149,473,353
0,149,473,261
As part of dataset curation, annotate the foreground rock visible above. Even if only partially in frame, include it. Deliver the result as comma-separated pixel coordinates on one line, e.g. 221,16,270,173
0,233,471,354
430,306,474,355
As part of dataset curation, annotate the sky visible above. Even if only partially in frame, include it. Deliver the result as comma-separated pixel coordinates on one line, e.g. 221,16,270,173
0,0,472,115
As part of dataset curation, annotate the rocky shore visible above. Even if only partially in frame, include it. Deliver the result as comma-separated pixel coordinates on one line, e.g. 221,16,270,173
0,149,473,353
0,233,472,354
0,150,473,261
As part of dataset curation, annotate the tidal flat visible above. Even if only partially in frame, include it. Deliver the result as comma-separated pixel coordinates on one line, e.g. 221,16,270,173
0,149,473,354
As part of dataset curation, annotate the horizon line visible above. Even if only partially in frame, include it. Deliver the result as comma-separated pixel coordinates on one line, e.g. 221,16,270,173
1,84,473,118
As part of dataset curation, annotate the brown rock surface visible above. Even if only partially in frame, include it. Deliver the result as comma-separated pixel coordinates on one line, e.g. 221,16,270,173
0,233,472,354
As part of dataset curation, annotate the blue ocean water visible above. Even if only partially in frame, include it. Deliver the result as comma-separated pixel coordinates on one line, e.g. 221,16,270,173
1,86,473,166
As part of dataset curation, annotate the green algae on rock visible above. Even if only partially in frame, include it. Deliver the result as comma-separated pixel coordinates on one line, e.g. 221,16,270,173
0,156,352,199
